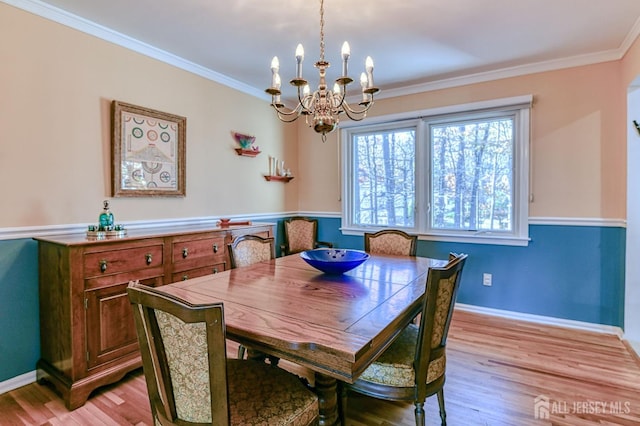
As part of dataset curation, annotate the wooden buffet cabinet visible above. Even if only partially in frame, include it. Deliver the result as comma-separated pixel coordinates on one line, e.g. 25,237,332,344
34,222,273,410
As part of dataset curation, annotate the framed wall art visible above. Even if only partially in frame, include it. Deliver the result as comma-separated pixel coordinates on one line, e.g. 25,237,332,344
111,100,186,197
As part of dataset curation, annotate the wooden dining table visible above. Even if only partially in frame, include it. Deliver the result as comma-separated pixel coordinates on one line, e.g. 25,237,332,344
155,251,447,425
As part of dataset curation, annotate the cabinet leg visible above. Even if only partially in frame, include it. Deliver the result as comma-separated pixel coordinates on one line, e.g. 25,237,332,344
36,357,141,410
36,363,90,410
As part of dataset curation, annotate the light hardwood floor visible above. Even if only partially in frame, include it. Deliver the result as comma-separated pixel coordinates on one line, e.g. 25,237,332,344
2,310,639,425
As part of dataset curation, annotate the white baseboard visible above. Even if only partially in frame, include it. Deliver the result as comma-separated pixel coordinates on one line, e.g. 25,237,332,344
455,303,624,337
628,340,640,357
0,370,36,395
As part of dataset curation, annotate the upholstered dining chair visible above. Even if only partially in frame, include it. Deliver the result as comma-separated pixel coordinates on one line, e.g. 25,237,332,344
227,234,276,362
364,229,418,256
281,216,333,256
127,281,319,426
339,253,468,426
228,234,275,269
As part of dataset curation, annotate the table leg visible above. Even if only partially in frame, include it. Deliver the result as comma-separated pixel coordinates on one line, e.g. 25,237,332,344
314,373,340,425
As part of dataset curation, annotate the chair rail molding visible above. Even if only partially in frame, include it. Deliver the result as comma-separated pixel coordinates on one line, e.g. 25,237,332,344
528,217,626,227
0,214,626,241
0,213,288,241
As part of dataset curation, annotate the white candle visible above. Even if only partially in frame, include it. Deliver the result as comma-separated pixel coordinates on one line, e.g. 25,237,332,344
360,72,368,101
295,44,304,79
271,56,280,88
341,42,350,77
365,56,374,88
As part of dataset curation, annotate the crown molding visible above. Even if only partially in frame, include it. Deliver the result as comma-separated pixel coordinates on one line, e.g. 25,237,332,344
621,15,640,54
376,50,623,102
5,0,639,104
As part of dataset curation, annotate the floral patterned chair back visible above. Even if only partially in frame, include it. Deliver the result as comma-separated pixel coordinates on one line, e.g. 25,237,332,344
282,217,333,255
227,234,277,362
127,281,319,426
364,229,418,256
340,253,467,426
228,234,275,268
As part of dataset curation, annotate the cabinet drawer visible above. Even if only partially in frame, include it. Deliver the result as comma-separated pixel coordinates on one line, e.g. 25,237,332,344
84,244,163,278
171,261,226,282
172,236,225,264
85,268,164,291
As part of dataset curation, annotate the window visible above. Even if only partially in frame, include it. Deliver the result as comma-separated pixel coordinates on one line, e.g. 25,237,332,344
341,96,531,246
429,113,515,233
351,125,416,227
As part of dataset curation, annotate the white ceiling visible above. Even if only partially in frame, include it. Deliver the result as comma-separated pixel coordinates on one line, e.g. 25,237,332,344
11,0,640,100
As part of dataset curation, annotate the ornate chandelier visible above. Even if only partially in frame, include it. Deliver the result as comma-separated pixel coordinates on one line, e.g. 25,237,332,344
265,0,379,141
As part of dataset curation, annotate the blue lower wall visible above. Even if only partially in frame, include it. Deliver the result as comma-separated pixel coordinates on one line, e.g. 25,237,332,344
0,218,626,383
313,217,626,327
0,239,39,383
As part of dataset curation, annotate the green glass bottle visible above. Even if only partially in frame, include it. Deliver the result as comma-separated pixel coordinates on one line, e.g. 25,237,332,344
99,200,114,230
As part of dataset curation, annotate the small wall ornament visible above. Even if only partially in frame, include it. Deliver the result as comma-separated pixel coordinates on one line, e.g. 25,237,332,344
265,155,293,182
232,131,260,156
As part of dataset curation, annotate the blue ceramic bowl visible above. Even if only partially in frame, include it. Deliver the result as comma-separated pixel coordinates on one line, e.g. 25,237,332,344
300,249,370,274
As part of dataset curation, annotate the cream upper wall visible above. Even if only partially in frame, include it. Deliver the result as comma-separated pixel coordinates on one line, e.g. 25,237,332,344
297,60,627,220
0,3,300,227
4,2,635,226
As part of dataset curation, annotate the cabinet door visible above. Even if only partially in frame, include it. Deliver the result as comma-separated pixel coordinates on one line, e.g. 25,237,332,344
85,281,143,370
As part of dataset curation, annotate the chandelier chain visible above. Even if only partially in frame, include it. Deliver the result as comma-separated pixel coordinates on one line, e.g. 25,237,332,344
319,0,325,61
265,0,379,136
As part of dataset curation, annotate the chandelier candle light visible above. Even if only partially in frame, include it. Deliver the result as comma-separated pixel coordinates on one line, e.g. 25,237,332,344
265,0,379,141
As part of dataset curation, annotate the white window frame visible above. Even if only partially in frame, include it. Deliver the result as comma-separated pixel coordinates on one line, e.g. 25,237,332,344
340,95,532,246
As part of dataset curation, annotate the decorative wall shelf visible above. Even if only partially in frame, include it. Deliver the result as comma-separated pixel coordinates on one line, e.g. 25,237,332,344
235,148,261,157
264,175,294,182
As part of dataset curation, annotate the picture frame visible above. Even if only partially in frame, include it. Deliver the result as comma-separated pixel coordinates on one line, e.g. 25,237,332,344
111,101,186,197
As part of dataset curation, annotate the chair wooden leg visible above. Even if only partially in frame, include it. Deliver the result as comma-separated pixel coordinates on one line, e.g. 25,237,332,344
437,389,447,425
267,355,280,367
245,348,279,366
414,401,425,426
246,348,267,362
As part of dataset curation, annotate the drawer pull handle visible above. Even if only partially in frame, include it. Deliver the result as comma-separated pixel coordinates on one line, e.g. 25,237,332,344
213,244,218,253
145,253,153,265
182,248,188,258
99,260,107,273
213,267,218,274
182,274,188,281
